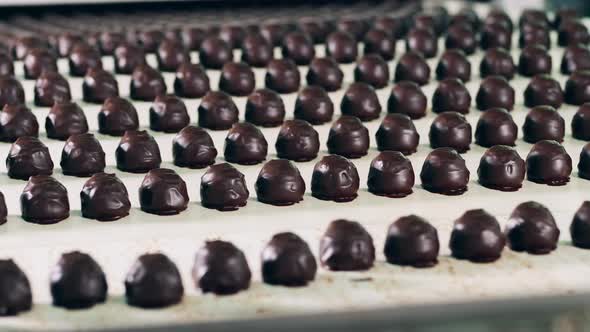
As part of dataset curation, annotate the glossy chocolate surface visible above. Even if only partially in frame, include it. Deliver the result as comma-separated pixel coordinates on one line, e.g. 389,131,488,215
224,122,268,165
354,54,389,89
129,64,166,101
518,45,552,77
420,147,470,195
405,28,438,58
0,104,38,142
326,31,358,63
368,151,414,197
245,89,285,127
240,33,273,67
319,219,375,271
476,75,515,111
363,28,396,61
450,209,505,262
23,47,57,79
255,159,305,206
115,130,162,173
172,125,217,169
275,119,320,162
149,95,190,133
432,78,471,114
340,82,381,121
524,75,564,109
265,59,300,94
505,201,560,254
7,136,53,180
156,39,189,72
281,32,315,65
45,101,88,140
327,115,370,158
193,240,251,295
114,43,146,74
311,154,359,202
475,108,518,147
125,253,183,308
429,111,472,153
198,91,239,130
558,20,589,47
480,23,512,50
139,168,189,215
522,106,565,143
68,43,103,77
478,145,525,191
436,49,471,82
80,172,130,221
294,86,334,125
98,97,139,136
200,163,249,211
34,71,71,107
82,68,119,104
561,44,590,75
394,51,430,86
570,201,590,248
384,215,440,267
60,133,105,177
445,23,477,55
20,175,69,224
261,232,317,286
0,260,32,316
479,48,515,80
0,76,25,107
565,71,590,105
375,113,419,154
572,103,590,140
173,63,210,98
387,81,427,119
526,140,572,185
199,37,232,69
219,62,256,97
306,57,344,92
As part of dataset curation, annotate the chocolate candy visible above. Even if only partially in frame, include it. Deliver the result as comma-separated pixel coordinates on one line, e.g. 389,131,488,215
368,151,414,197
526,140,572,186
12,35,47,60
193,240,251,295
61,133,105,177
275,119,320,162
224,122,268,165
149,95,189,133
45,101,88,140
485,9,513,32
570,201,590,248
420,147,470,195
520,9,549,29
405,28,438,59
475,108,518,147
436,49,471,82
50,251,107,309
0,260,32,316
306,57,344,92
265,59,300,94
198,91,239,130
0,76,24,108
449,209,505,262
68,43,102,77
7,136,53,180
327,116,370,158
115,130,161,173
505,201,559,254
125,253,183,308
199,37,232,69
130,64,167,101
394,51,430,85
519,23,551,49
387,81,427,119
429,112,472,153
554,8,577,29
480,48,515,80
156,39,189,72
478,145,525,191
219,25,246,49
354,54,389,89
23,47,57,79
561,45,590,75
298,17,331,44
384,215,439,267
0,104,38,142
374,16,405,39
326,31,357,63
363,28,396,61
578,143,590,179
565,71,590,105
81,172,130,221
114,43,146,74
255,159,305,206
480,23,512,50
572,103,590,140
558,20,589,47
311,155,359,202
98,97,139,136
319,219,375,271
34,71,71,107
173,63,210,98
340,82,381,121
376,113,419,154
138,29,164,53
261,232,316,286
245,89,285,127
82,68,119,104
200,163,249,211
281,32,315,65
518,45,551,77
432,78,471,114
139,168,189,215
172,126,217,168
337,18,367,41
294,86,334,125
219,62,255,97
0,52,14,76
99,31,125,55
413,13,439,35
445,23,477,55
0,192,6,225
20,175,69,224
524,75,564,109
522,106,565,143
241,33,273,67
260,20,288,46
450,9,480,31
476,76,515,111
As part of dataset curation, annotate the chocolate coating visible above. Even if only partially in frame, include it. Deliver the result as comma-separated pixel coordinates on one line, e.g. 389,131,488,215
7,136,53,180
420,147,470,195
45,101,88,140
570,201,590,248
326,31,357,63
23,47,57,79
376,113,419,154
199,37,233,69
485,9,513,33
474,108,518,147
558,20,590,47
0,192,6,225
327,115,369,158
374,16,405,39
476,76,515,110
156,39,189,72
80,172,130,221
137,30,164,53
519,23,550,49
0,104,38,142
193,240,251,295
298,17,331,44
50,251,107,309
518,45,552,77
198,91,239,130
450,209,505,262
275,119,320,162
319,219,375,271
219,25,246,49
572,103,590,140
336,18,367,41
306,57,343,92
98,97,139,136
294,86,334,125
565,71,590,105
480,23,512,50
429,112,472,153
384,215,439,267
523,106,565,143
353,54,389,89
173,63,209,98
526,140,572,185
554,8,577,29
261,232,317,287
281,32,315,65
139,168,189,215
34,71,71,107
182,26,205,50
114,43,146,74
480,48,515,80
99,31,125,56
0,260,32,316
578,143,590,179
478,145,525,191
311,154,359,202
561,45,590,75
200,163,249,211
255,159,305,206
405,28,438,58
432,78,471,114
505,201,560,254
0,76,24,107
445,23,477,55
149,95,189,133
240,33,273,67
125,253,183,308
387,81,427,119
340,82,381,121
0,52,14,77
115,130,161,173
20,175,69,224
172,125,217,169
260,20,289,47
450,9,481,31
265,59,300,94
524,75,564,109
368,151,414,197
394,51,430,86
219,62,255,97
60,133,105,177
68,43,102,77
436,49,471,82
245,89,285,127
129,64,166,101
520,9,549,29
224,122,268,165
363,28,396,61
82,69,119,104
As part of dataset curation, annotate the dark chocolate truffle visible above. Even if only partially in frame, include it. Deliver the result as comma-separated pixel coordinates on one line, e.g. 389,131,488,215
7,136,53,180
45,101,89,140
522,106,565,143
294,86,334,125
306,57,344,92
99,31,125,56
224,122,268,165
572,103,590,140
394,51,430,86
327,115,370,158
125,253,183,308
50,251,107,309
319,219,375,271
129,64,167,101
265,58,300,94
0,104,38,142
20,175,69,224
68,43,102,77
524,75,564,109
245,89,285,127
199,37,233,69
114,43,146,74
255,159,305,206
449,209,505,262
384,215,439,267
298,17,331,44
281,32,315,65
474,108,518,147
311,154,360,202
436,49,471,82
219,25,246,49
432,78,471,114
429,112,472,153
193,240,251,295
480,23,512,50
570,201,590,248
518,23,551,49
519,9,549,29
23,47,57,79
374,15,405,39
578,143,590,179
149,95,189,133
241,33,273,68
363,28,396,61
198,91,239,130
80,172,130,221
450,9,481,31
368,151,414,197
137,29,164,53
387,81,427,119
115,130,162,173
61,133,105,177
0,76,25,107
554,8,577,29
340,83,381,121
414,13,442,35
420,147,470,195
445,23,477,55
405,28,438,58
518,45,552,77
480,48,515,80
139,168,189,215
172,125,217,168
505,201,559,254
173,63,210,98
260,20,288,47
12,35,47,60
565,71,590,106
354,54,389,89
375,113,419,154
218,62,255,97
477,145,525,191
275,119,320,162
561,45,590,75
0,52,14,77
558,20,590,47
82,68,119,104
200,163,249,211
261,232,317,286
476,76,515,110
0,260,32,316
336,18,367,41
98,97,139,136
0,192,6,225
326,31,358,64
34,71,71,107
156,39,189,72
526,140,572,185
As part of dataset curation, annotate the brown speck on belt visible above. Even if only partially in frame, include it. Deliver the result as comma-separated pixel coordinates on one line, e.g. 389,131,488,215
351,277,373,282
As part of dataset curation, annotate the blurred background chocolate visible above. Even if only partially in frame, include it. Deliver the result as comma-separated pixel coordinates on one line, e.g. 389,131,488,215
0,52,14,77
60,133,105,177
429,112,472,153
327,115,370,159
23,48,57,79
241,33,273,68
82,68,119,104
571,201,590,248
265,59,300,94
311,154,359,202
224,122,268,165
420,147,470,195
156,39,189,72
326,31,357,63
558,20,589,47
384,215,439,267
363,28,396,61
306,57,344,92
255,159,305,206
80,172,130,221
45,101,89,140
0,104,38,142
0,76,25,107
0,260,32,316
561,44,590,74
522,106,565,143
375,113,419,154
115,130,161,173
394,52,430,86
200,163,249,211
114,43,146,74
294,86,334,125
173,63,210,98
505,201,560,255
480,23,511,50
578,143,590,179
449,209,505,262
139,168,189,215
476,76,515,111
275,119,319,162
281,32,315,65
149,95,189,133
565,71,590,105
261,232,317,287
405,28,438,59
7,136,53,180
20,175,69,224
387,81,427,119
198,91,239,130
475,108,518,147
523,75,564,109
68,43,102,77
445,23,476,55
526,140,572,186
129,64,166,101
518,45,552,77
34,71,71,107
478,145,525,192
367,151,414,198
172,126,217,169
319,219,375,271
125,253,183,308
572,103,590,140
245,89,285,127
519,23,550,49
